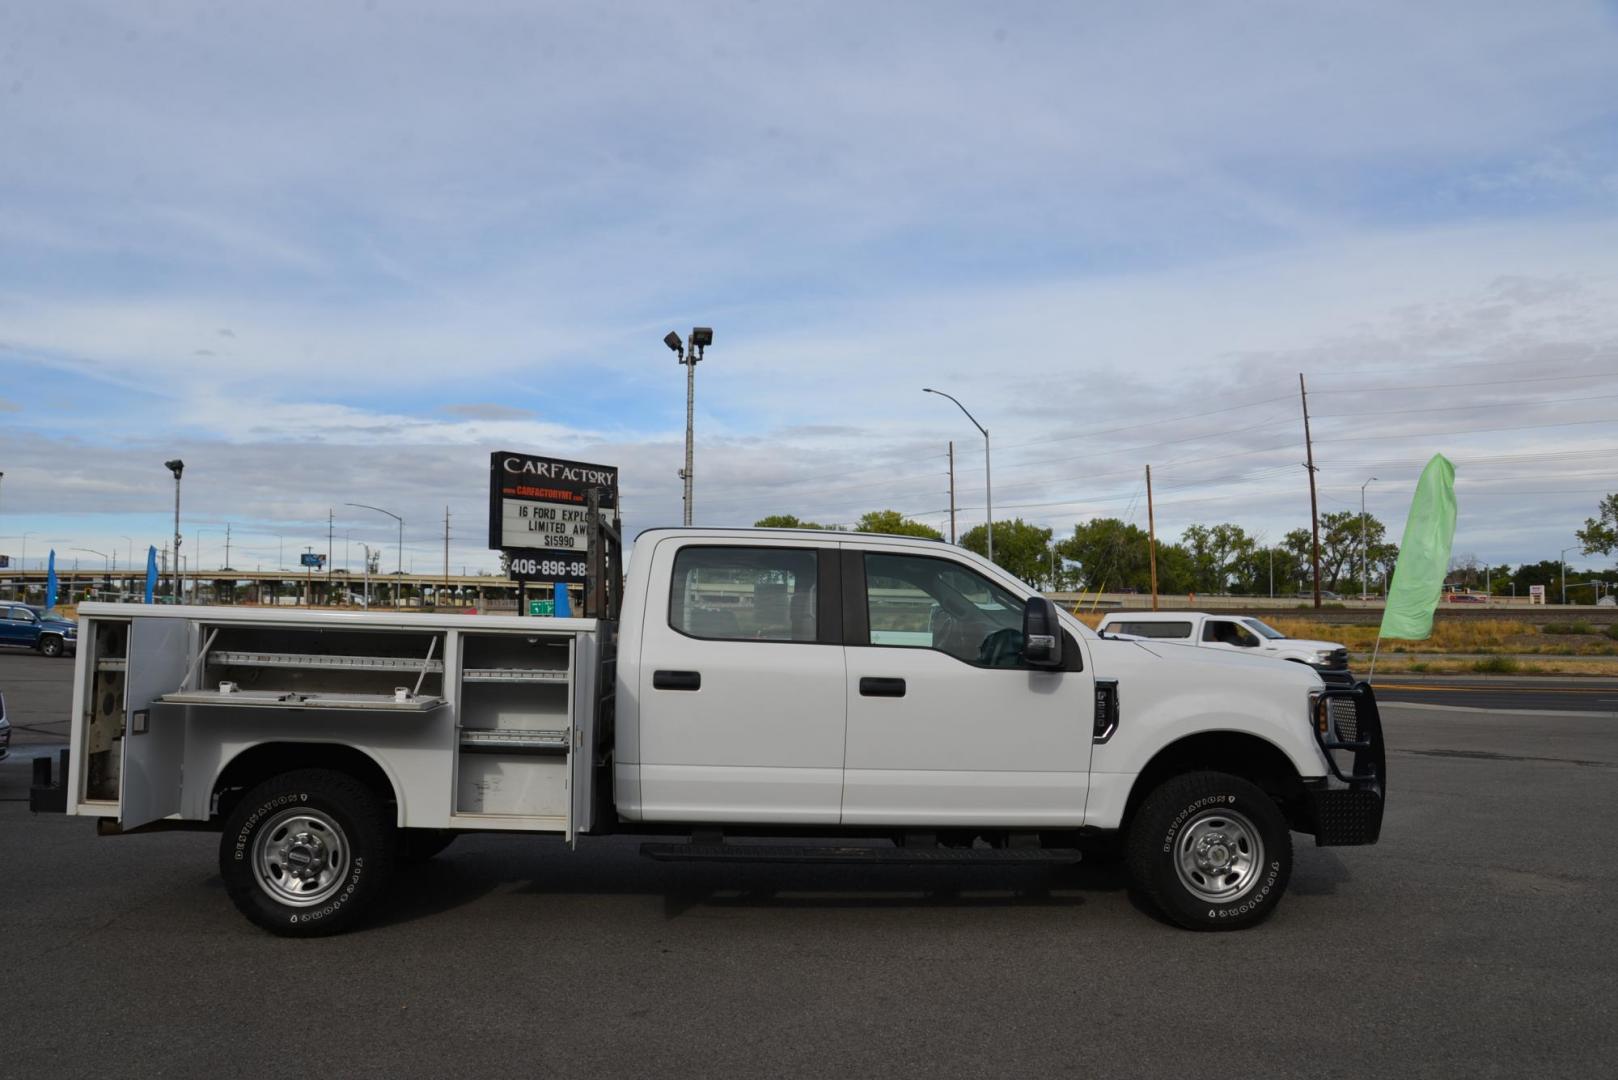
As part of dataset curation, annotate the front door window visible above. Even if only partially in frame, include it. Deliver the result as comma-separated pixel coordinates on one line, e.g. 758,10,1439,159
864,553,1025,667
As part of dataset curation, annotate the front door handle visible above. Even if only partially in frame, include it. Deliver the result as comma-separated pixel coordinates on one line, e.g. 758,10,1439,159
653,670,702,691
859,677,906,698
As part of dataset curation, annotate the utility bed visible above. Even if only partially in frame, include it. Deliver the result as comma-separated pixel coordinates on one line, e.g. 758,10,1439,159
62,603,607,839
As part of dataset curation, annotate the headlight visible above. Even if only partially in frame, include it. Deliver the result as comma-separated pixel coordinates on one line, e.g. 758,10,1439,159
1302,649,1333,665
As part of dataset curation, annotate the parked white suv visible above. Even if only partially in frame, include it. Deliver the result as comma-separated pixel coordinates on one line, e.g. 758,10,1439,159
1097,611,1353,686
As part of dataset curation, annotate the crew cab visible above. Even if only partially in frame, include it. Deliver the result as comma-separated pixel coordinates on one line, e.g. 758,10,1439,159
1097,611,1352,685
0,604,76,657
33,527,1384,936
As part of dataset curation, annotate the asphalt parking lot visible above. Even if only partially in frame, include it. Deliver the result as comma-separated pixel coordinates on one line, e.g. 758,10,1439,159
3,653,1615,1079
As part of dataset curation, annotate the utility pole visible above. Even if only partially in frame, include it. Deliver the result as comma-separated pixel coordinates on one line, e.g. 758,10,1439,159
947,441,957,544
327,509,335,597
1146,464,1159,611
443,505,451,610
224,523,232,571
1299,375,1323,610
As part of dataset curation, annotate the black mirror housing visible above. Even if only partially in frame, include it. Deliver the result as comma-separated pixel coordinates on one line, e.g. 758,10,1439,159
1022,596,1063,667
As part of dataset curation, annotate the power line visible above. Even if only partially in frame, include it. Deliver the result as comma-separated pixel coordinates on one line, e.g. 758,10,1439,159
1314,391,1618,420
1310,370,1618,396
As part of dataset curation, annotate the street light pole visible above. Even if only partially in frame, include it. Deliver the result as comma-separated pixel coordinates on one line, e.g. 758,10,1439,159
923,388,992,562
1360,476,1378,600
347,503,404,608
1561,545,1578,606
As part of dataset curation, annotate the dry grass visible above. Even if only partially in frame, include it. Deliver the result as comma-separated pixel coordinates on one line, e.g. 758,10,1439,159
1078,609,1618,663
1374,656,1618,677
1269,617,1540,653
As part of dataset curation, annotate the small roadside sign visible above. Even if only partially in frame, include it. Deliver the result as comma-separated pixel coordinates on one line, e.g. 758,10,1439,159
529,599,555,617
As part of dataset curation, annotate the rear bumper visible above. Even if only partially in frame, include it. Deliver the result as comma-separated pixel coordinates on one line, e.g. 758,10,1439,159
1303,681,1386,846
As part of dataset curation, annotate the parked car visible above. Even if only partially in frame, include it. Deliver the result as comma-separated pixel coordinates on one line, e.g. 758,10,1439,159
1097,611,1354,686
1446,593,1485,604
1,604,77,657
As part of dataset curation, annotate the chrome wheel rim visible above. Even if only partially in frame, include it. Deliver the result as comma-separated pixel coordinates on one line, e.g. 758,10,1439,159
1173,807,1263,903
252,808,349,907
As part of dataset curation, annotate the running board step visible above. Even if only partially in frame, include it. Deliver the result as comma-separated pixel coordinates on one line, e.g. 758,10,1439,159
639,842,1082,865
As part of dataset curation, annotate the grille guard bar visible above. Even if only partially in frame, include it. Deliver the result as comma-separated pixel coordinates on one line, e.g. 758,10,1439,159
1313,681,1387,791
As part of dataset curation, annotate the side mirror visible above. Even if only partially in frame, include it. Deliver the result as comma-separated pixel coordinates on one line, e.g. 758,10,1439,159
1021,596,1063,668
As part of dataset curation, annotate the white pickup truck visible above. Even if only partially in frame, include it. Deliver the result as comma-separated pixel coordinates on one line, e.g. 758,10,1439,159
1097,611,1354,686
33,527,1384,935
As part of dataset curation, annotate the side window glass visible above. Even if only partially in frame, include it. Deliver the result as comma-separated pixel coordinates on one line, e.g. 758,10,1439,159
669,546,817,642
865,553,1025,667
1204,620,1258,647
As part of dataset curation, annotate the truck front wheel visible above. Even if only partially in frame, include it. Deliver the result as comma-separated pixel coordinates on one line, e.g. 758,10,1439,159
219,769,395,937
39,635,65,658
1125,771,1292,931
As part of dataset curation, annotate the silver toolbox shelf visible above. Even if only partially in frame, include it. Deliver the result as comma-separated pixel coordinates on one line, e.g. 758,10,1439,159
96,658,128,672
161,689,445,712
462,667,569,683
459,727,569,750
208,650,445,673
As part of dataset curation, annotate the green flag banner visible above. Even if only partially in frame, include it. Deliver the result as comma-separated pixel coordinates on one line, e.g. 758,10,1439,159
1379,454,1457,640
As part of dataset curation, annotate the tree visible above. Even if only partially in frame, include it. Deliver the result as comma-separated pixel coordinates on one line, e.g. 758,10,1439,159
1507,560,1568,602
1179,522,1257,594
1056,518,1152,592
854,510,943,540
754,514,833,530
960,518,1052,586
1577,493,1618,557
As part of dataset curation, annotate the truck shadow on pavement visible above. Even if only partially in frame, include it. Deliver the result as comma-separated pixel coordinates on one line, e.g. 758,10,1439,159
367,840,1138,929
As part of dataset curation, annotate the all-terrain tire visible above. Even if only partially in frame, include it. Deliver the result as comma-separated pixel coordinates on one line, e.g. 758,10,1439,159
1125,770,1292,931
219,768,395,937
39,635,65,658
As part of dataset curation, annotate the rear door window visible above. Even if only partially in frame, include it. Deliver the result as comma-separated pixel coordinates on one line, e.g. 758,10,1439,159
669,546,818,642
1110,621,1192,639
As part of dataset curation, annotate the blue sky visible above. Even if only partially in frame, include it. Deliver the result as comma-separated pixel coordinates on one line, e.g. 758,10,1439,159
3,1,1618,576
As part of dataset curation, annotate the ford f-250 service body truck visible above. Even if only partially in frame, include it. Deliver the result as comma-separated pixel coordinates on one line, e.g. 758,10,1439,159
33,527,1385,935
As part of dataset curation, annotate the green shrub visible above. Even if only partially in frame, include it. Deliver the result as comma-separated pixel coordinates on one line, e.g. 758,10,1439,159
1543,622,1595,635
1471,656,1520,675
1605,626,1618,643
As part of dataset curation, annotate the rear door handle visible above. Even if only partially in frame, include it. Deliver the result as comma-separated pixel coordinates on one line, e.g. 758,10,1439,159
653,670,701,691
859,677,906,698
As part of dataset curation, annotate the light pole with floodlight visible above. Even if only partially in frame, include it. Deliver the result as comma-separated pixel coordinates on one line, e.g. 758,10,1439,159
924,388,992,562
164,460,184,602
663,327,713,526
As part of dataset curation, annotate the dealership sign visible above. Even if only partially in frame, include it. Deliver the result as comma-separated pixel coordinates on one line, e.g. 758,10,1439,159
488,451,618,583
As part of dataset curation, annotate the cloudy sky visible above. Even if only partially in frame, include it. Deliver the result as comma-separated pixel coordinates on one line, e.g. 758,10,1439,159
3,1,1617,578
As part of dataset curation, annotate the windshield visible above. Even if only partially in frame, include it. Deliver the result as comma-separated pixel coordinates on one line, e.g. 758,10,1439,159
1242,618,1286,640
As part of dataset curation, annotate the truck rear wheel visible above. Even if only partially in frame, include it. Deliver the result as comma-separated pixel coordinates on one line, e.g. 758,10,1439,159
1125,771,1291,931
219,769,395,937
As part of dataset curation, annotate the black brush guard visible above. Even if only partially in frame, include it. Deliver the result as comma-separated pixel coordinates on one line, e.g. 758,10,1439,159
1304,681,1386,846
